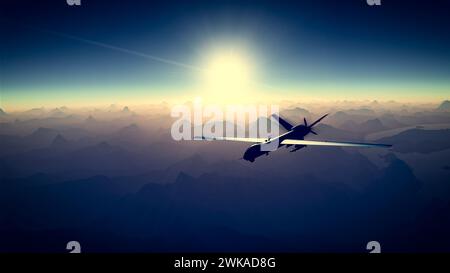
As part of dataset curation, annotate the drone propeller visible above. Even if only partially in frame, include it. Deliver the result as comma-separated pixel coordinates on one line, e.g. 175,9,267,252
303,114,328,136
309,113,329,128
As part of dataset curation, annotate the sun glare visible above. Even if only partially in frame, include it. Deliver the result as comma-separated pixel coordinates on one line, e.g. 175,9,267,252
202,51,254,103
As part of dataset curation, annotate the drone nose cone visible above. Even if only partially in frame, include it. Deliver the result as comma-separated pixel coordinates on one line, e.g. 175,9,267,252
243,155,255,162
243,144,263,162
243,149,256,162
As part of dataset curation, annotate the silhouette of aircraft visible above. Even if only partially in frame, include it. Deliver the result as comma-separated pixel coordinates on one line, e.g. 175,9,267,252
195,114,392,162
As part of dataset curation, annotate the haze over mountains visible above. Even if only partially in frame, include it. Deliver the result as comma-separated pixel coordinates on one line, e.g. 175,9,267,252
1,100,450,252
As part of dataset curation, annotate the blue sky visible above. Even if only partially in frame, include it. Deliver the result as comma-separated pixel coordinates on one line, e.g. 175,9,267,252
1,0,450,108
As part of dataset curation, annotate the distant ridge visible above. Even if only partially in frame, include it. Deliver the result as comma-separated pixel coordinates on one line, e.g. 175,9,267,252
358,118,386,133
51,134,68,147
436,100,450,112
85,115,97,123
31,127,58,138
50,108,65,117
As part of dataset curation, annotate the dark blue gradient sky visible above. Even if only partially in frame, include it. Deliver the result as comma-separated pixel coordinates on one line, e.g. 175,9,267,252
1,0,450,108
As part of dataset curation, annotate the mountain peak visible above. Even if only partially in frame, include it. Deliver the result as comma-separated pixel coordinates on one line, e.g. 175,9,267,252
96,141,113,150
357,118,386,134
85,115,97,123
437,100,450,112
50,107,65,117
108,104,118,111
123,122,139,129
51,134,68,146
175,171,196,184
32,127,56,136
125,123,139,130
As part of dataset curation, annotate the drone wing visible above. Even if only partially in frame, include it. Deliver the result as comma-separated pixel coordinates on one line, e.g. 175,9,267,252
194,136,267,143
272,114,294,131
281,139,392,148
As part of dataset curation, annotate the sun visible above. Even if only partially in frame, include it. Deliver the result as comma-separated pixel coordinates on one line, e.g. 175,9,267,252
201,51,254,103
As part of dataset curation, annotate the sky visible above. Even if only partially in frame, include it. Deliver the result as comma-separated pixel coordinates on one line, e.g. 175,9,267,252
1,0,450,110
